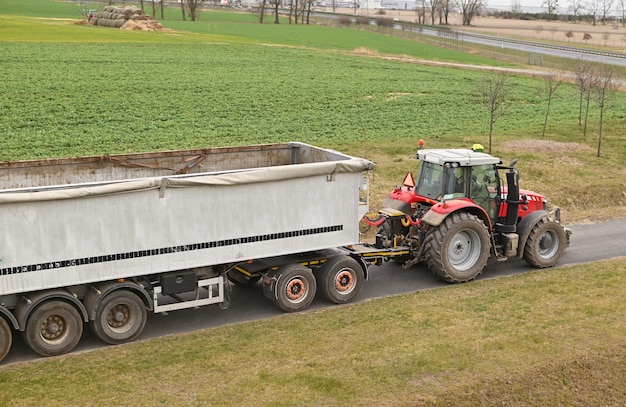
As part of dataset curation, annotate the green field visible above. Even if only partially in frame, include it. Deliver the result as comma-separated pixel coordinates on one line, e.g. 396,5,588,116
1,1,625,221
1,1,625,404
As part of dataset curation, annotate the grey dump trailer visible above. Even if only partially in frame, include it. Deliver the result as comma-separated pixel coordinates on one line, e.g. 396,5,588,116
0,142,375,362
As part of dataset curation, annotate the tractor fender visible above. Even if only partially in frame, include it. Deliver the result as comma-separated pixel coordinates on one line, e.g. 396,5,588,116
422,200,492,230
515,210,552,258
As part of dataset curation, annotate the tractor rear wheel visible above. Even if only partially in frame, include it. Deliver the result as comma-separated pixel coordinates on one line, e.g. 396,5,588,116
423,212,491,283
523,217,566,268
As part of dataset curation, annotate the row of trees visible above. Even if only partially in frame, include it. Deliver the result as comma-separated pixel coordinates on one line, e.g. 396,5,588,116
532,0,626,26
476,59,619,157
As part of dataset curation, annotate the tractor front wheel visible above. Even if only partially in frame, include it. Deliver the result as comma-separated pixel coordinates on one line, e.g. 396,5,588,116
523,217,566,268
423,212,491,283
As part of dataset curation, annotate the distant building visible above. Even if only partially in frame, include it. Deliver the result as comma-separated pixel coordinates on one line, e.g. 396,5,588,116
379,0,417,10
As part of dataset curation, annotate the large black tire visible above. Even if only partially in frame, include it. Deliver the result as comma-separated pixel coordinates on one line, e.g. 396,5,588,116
90,290,147,345
423,212,491,283
273,264,317,312
0,317,12,363
523,217,567,268
23,301,83,357
316,256,364,304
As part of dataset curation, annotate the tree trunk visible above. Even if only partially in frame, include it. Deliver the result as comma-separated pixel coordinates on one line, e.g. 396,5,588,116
583,94,591,138
597,107,604,157
542,97,551,139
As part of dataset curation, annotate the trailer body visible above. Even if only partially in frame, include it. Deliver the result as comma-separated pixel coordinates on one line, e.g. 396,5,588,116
0,143,373,362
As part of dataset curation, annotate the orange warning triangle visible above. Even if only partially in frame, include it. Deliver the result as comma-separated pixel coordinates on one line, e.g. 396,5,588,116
403,172,415,188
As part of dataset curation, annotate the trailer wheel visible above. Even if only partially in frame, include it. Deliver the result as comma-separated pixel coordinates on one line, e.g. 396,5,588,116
274,264,317,312
423,211,490,283
317,256,364,304
523,218,566,268
23,301,83,357
90,290,147,345
0,317,12,363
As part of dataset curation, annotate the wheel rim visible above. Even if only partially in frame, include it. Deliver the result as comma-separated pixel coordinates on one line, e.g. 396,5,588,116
106,303,136,335
334,269,355,294
538,229,559,259
285,277,307,303
39,315,70,345
448,229,482,271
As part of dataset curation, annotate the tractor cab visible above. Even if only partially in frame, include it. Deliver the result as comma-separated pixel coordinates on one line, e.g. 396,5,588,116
414,147,504,227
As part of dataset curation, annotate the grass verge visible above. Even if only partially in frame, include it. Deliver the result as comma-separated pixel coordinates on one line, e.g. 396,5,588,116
1,258,625,406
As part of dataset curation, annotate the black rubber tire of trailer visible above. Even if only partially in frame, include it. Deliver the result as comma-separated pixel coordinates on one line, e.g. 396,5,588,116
23,300,83,357
90,289,148,345
316,256,364,304
273,264,317,312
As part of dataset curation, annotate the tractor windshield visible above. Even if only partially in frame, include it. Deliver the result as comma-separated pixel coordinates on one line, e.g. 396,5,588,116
415,162,445,199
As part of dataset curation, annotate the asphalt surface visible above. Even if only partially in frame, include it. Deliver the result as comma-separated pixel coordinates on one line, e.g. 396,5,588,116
2,218,624,367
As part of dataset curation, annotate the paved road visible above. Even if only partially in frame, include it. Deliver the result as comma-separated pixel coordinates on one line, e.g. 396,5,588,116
2,218,624,366
447,30,626,67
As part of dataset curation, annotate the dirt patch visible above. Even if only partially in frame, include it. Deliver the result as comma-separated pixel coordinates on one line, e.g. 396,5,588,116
120,20,168,31
501,139,593,153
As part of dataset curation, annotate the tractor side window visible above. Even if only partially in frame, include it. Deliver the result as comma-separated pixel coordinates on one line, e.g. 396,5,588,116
471,164,499,222
444,166,468,197
416,162,445,199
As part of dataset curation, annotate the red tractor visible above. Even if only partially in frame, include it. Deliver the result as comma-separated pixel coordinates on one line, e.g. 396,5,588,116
366,144,572,283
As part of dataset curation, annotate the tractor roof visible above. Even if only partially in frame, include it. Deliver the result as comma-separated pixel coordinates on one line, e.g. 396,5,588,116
417,149,501,167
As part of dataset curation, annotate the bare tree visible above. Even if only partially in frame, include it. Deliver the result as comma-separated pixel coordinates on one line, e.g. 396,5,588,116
460,0,484,26
180,0,186,21
599,0,614,23
511,0,522,13
574,58,597,137
269,0,281,23
592,65,619,157
258,0,268,23
587,0,601,24
619,0,626,26
542,0,559,15
541,72,562,139
186,0,202,21
440,0,453,24
568,0,585,20
475,70,511,154
427,0,442,25
415,0,427,24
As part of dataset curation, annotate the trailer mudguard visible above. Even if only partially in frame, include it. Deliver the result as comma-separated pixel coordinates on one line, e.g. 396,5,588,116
515,210,551,258
14,289,89,331
0,306,18,330
84,280,153,321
